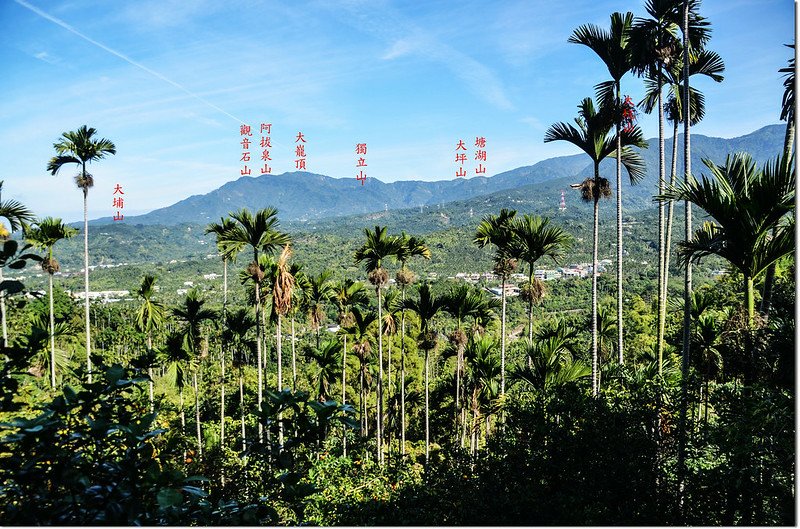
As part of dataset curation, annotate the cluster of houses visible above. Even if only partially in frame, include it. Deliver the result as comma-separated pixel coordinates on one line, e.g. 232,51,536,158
451,259,612,298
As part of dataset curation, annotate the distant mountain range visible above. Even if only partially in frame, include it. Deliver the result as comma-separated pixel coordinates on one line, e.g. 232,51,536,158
92,124,787,226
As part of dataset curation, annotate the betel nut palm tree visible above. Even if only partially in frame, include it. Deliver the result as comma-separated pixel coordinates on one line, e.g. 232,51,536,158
570,11,636,364
760,46,795,317
401,282,443,464
332,278,368,456
47,125,116,383
219,207,289,442
544,97,646,396
0,181,35,350
205,217,237,445
642,47,723,372
354,225,401,466
473,208,517,398
271,244,295,447
510,214,571,342
629,0,682,373
24,217,78,388
223,307,257,452
303,270,334,350
134,274,166,411
394,232,430,454
661,152,795,325
173,289,217,457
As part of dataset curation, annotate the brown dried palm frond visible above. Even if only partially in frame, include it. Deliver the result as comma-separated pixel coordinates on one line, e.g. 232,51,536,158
273,244,294,316
449,328,467,348
493,256,517,279
571,177,611,202
41,257,60,274
246,261,264,283
338,311,355,327
368,267,389,288
520,277,546,305
420,330,438,351
75,172,94,190
395,268,415,286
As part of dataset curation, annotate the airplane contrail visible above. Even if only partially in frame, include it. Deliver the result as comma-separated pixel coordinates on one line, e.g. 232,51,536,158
14,0,246,125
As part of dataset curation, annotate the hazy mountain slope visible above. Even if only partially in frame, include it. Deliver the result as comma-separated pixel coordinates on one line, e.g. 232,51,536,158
91,124,785,226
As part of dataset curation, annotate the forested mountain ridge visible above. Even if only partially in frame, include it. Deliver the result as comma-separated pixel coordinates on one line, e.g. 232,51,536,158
90,124,786,226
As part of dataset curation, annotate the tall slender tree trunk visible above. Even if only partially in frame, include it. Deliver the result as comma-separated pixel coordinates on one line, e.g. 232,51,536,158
291,316,297,390
761,120,795,317
500,281,507,396
400,288,407,455
678,0,693,514
615,82,625,365
147,333,154,412
656,70,667,375
180,385,186,432
744,275,755,324
424,347,430,464
470,394,478,458
376,285,384,466
455,337,462,443
528,267,535,341
194,370,202,457
0,268,7,350
255,276,263,443
277,314,284,447
342,333,347,456
83,185,92,383
591,166,600,397
48,272,56,388
240,370,246,452
361,365,369,437
221,258,227,445
387,333,392,398
663,120,680,331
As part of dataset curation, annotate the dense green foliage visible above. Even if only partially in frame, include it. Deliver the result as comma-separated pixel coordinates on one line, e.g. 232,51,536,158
0,3,795,525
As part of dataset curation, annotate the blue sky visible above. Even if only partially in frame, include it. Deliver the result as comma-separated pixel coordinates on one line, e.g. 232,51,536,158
0,0,793,223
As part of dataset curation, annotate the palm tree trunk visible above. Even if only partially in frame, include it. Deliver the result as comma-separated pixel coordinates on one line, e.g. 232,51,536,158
455,341,461,442
376,286,384,466
180,385,186,432
147,333,154,412
277,314,284,447
761,120,795,317
83,185,92,383
0,268,7,350
470,391,479,458
342,333,347,457
744,275,755,324
255,279,263,443
221,258,227,446
387,333,392,398
291,316,297,390
663,119,680,340
400,287,407,455
454,321,461,442
360,364,366,436
591,168,600,397
656,70,667,374
424,347,430,464
528,267,534,341
48,272,56,388
240,369,246,452
678,0,693,514
194,369,202,457
500,280,507,396
615,82,624,365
